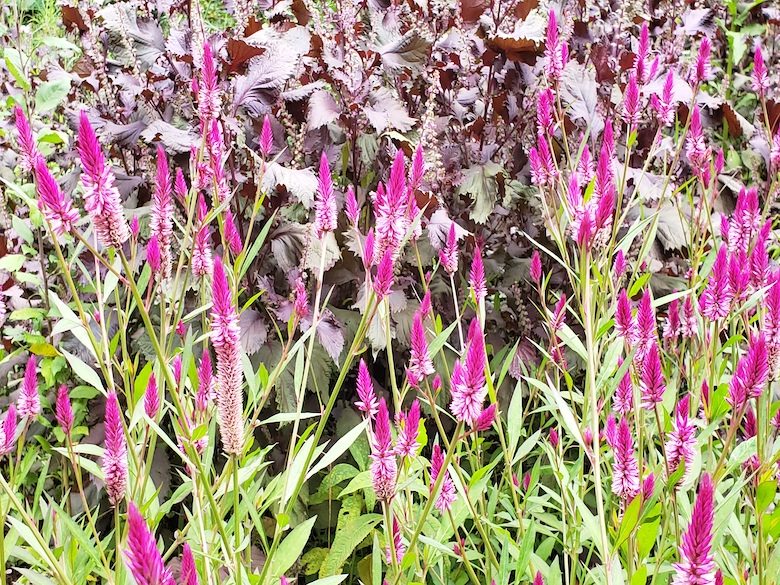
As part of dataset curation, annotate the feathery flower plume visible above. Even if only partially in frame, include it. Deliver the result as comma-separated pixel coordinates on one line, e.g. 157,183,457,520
537,88,555,135
636,292,657,356
385,517,405,564
150,145,173,279
411,144,425,189
55,385,73,436
681,296,698,338
614,250,627,281
623,73,641,127
633,23,652,83
640,342,666,409
407,312,434,388
651,70,676,126
174,168,188,202
33,158,80,236
474,403,497,432
685,106,710,175
728,187,761,254
14,106,43,172
17,356,41,418
292,276,309,323
577,143,595,184
615,289,635,341
363,229,376,270
146,235,161,274
125,503,175,585
672,474,716,585
544,10,568,80
145,374,160,419
207,120,230,203
192,196,213,278
0,405,17,455
534,572,545,585
419,289,432,318
373,249,394,299
259,114,273,157
752,45,769,95
315,151,338,238
729,335,769,408
370,398,397,501
198,43,221,123
102,392,127,506
439,223,459,275
666,395,696,475
728,251,749,302
699,246,732,321
77,111,130,248
611,418,640,501
130,216,140,237
530,250,542,283
663,298,681,341
692,37,712,85
224,210,243,255
345,185,359,225
765,274,780,375
613,359,634,415
450,319,487,423
431,443,456,512
210,257,244,455
642,473,656,500
470,247,487,304
395,400,420,458
374,152,409,257
196,352,214,414
180,543,199,585
355,359,378,417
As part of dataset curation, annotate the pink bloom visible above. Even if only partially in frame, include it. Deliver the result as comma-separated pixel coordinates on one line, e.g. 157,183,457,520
537,88,555,135
623,73,641,127
370,398,397,501
198,43,221,122
345,185,359,225
611,418,640,501
355,359,378,417
750,234,770,291
17,356,41,418
692,37,712,85
180,543,199,585
146,235,162,274
685,106,710,176
192,224,213,279
681,296,698,338
419,289,432,318
292,276,309,323
363,229,376,270
224,210,243,255
549,427,560,448
410,145,425,189
651,70,676,126
395,400,420,458
150,145,173,279
640,343,666,409
636,292,657,356
729,335,769,408
544,10,568,80
14,106,43,172
130,216,140,237
210,257,244,455
534,572,544,585
102,392,127,506
577,143,595,184
0,405,17,455
474,403,497,432
615,289,635,341
33,158,80,236
385,517,405,564
55,385,74,436
613,359,634,415
604,415,617,448
530,250,542,283
145,373,160,419
124,502,175,585
77,111,130,248
633,23,652,84
207,121,230,203
373,249,395,299
430,443,456,512
771,129,780,171
699,246,732,321
728,187,761,254
672,474,716,585
728,251,750,302
174,168,188,202
613,250,627,281
407,311,434,388
439,223,459,275
752,45,768,95
259,114,273,157
666,395,696,475
196,352,213,415
450,320,487,423
315,151,338,237
765,274,780,375
663,298,681,341
176,320,186,338
374,152,409,257
470,247,487,304
642,473,656,500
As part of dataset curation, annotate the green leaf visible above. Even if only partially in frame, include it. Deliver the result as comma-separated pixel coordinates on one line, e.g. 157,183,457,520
757,481,777,516
308,419,369,479
35,79,71,113
630,564,647,585
319,514,382,577
266,516,317,584
636,517,660,560
613,495,641,551
0,254,25,272
457,162,503,223
4,48,30,90
61,348,104,392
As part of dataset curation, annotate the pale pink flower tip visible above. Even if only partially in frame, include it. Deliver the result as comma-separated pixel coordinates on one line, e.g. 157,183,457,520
198,42,221,123
450,319,487,423
672,474,716,585
145,373,160,419
259,114,273,157
430,443,456,512
14,105,43,173
666,395,696,476
611,417,639,501
180,543,199,585
534,571,545,585
33,158,80,236
470,247,487,304
55,385,74,436
530,250,542,283
125,502,175,585
150,145,173,279
102,391,127,506
355,359,378,417
370,398,397,501
439,223,459,275
544,10,568,80
17,356,41,419
407,311,434,388
315,151,338,238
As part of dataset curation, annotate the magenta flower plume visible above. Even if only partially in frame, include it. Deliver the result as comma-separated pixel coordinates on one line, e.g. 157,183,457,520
611,417,640,501
210,257,244,455
615,289,635,341
146,235,161,274
642,473,656,500
259,114,273,157
196,352,214,414
544,10,568,80
373,248,394,299
534,571,545,585
537,88,555,135
672,474,716,585
752,45,769,95
411,144,425,190
623,73,641,127
666,395,696,475
419,289,432,318
385,516,405,564
633,23,652,83
150,145,173,279
180,543,199,585
474,403,497,432
635,292,657,356
765,275,780,375
174,168,188,202
692,37,712,85
355,359,378,418
651,70,676,126
345,185,359,225
530,250,542,283
0,405,17,455
685,106,710,175
370,398,397,501
577,143,595,184
407,311,434,388
681,296,698,339
699,246,732,321
77,111,130,248
292,276,309,323
450,319,487,423
729,335,769,408
439,223,459,275
430,443,456,512
198,42,221,122
145,374,160,419
125,502,175,585
33,158,80,236
395,400,420,458
613,250,626,281
470,247,487,304
192,222,213,278
14,105,43,173
664,298,681,341
374,152,409,257
55,385,74,436
130,216,140,237
224,210,243,255
315,151,338,238
640,342,666,409
363,228,376,269
613,359,634,415
102,392,127,506
728,187,761,254
549,427,560,448
17,356,41,419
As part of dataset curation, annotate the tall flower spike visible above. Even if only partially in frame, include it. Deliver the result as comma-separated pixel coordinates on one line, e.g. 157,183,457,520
699,245,732,321
55,385,74,436
692,37,712,85
17,356,41,418
259,114,273,157
663,298,681,341
474,403,497,432
145,374,160,419
530,250,542,283
146,235,161,274
315,151,337,238
430,443,456,512
534,572,545,585
634,23,651,83
636,292,657,356
640,342,666,409
615,289,634,341
77,111,130,248
666,395,696,476
196,352,214,414
102,392,127,506
407,311,434,388
373,249,394,299
33,158,80,236
611,418,640,501
224,210,243,255
752,45,769,95
125,503,175,585
355,359,378,417
395,400,420,458
623,72,641,127
544,10,568,80
651,70,676,126
470,247,487,304
685,106,710,175
537,88,555,135
0,405,17,455
174,168,188,202
729,335,769,408
765,274,780,375
210,257,244,455
150,145,173,279
198,42,221,123
292,276,309,323
180,543,199,585
613,358,634,415
345,185,359,225
672,474,716,585
439,223,459,275
450,319,487,423
14,105,43,172
370,398,397,501
411,144,425,189
374,153,409,258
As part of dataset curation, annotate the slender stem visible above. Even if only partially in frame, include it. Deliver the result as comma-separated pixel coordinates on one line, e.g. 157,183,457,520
233,455,242,583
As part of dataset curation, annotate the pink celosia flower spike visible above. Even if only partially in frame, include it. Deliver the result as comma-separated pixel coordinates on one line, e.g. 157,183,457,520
530,250,542,284
642,473,655,500
174,168,188,202
699,245,732,321
672,474,716,585
180,543,199,585
315,151,338,238
370,398,397,501
125,502,175,585
692,37,712,85
407,311,434,388
0,405,17,455
544,10,568,80
196,352,214,415
33,158,80,236
373,249,395,299
685,106,710,176
145,373,160,419
615,289,635,341
355,359,378,418
613,358,634,415
77,111,131,248
623,73,641,127
345,185,359,225
102,391,127,506
439,223,459,275
640,342,666,409
474,403,497,432
765,274,780,375
55,385,74,436
210,257,244,455
729,335,769,409
198,42,221,123
635,292,657,356
259,114,273,158
395,400,420,458
150,145,173,279
450,319,487,423
430,443,456,512
374,152,409,258
14,105,43,172
651,69,676,126
470,247,487,305
611,417,640,501
411,144,425,189
534,571,545,585
292,276,309,324
17,356,41,419
130,216,140,237
146,235,161,274
752,45,769,95
223,210,243,255
666,395,696,476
